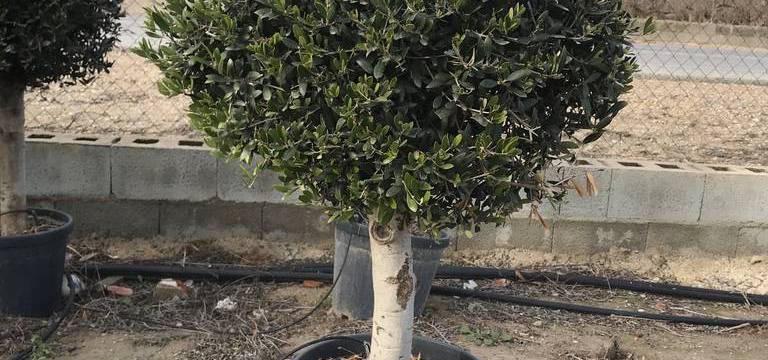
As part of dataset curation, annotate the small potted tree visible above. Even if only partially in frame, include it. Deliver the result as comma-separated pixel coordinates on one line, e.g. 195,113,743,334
137,0,640,358
0,1,121,316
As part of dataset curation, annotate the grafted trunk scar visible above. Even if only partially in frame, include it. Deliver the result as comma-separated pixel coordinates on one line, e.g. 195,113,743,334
386,256,414,310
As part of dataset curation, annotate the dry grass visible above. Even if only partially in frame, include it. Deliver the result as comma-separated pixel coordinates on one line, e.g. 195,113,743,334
625,0,768,26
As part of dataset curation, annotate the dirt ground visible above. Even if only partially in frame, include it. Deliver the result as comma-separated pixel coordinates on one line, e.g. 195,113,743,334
2,235,767,360
24,51,768,167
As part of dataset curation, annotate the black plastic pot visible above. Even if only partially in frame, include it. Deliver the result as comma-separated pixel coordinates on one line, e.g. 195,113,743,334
332,221,450,320
0,208,73,317
291,334,479,360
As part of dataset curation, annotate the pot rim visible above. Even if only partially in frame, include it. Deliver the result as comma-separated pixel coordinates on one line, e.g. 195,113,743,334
335,221,452,249
0,208,73,249
291,333,479,360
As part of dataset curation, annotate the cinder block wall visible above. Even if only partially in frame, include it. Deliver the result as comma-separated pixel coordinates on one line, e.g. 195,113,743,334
25,132,768,257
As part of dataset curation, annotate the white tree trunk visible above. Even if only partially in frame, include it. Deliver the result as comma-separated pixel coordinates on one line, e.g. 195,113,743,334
0,78,27,236
368,216,415,360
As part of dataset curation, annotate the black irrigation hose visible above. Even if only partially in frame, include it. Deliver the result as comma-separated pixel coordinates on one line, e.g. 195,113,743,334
252,264,768,306
434,266,768,306
78,262,768,328
431,285,768,327
80,263,333,283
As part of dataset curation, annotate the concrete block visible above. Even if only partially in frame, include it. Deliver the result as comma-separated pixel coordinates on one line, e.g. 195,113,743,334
217,159,296,203
736,227,768,256
26,133,116,198
606,160,705,223
159,201,263,238
646,223,739,257
459,218,552,251
262,203,333,243
111,136,217,201
553,220,648,255
700,172,768,224
54,199,159,237
551,159,612,219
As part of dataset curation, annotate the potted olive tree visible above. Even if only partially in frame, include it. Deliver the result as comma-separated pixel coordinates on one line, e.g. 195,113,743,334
0,0,121,316
137,0,640,358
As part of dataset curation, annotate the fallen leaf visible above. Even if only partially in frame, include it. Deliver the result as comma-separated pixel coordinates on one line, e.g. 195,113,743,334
569,179,585,197
585,172,599,196
529,206,549,230
106,285,134,297
303,280,324,288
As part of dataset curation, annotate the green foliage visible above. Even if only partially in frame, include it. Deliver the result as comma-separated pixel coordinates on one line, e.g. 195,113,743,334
136,0,639,234
0,0,122,87
29,335,54,360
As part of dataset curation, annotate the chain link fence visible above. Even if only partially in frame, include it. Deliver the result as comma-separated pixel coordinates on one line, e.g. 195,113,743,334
24,0,768,166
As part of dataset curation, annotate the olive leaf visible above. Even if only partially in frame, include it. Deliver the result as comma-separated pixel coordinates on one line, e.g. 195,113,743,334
137,0,638,235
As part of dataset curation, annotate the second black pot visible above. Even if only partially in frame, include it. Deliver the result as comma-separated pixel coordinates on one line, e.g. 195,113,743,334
0,208,73,317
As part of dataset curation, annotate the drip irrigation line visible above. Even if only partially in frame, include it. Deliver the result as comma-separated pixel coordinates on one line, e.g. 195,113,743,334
77,262,768,328
263,264,768,306
435,266,768,306
80,263,333,283
430,285,768,327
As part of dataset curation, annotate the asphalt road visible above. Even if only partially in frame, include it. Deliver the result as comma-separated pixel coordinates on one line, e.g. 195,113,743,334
119,15,768,84
634,43,768,84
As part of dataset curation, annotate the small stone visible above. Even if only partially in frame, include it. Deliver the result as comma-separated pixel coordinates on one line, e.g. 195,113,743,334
463,280,478,290
303,280,324,288
750,256,766,265
153,278,188,301
215,297,238,312
106,285,134,297
532,320,544,327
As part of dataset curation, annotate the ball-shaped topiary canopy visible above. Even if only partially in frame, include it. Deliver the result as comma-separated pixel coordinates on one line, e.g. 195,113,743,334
137,0,640,234
0,0,122,87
